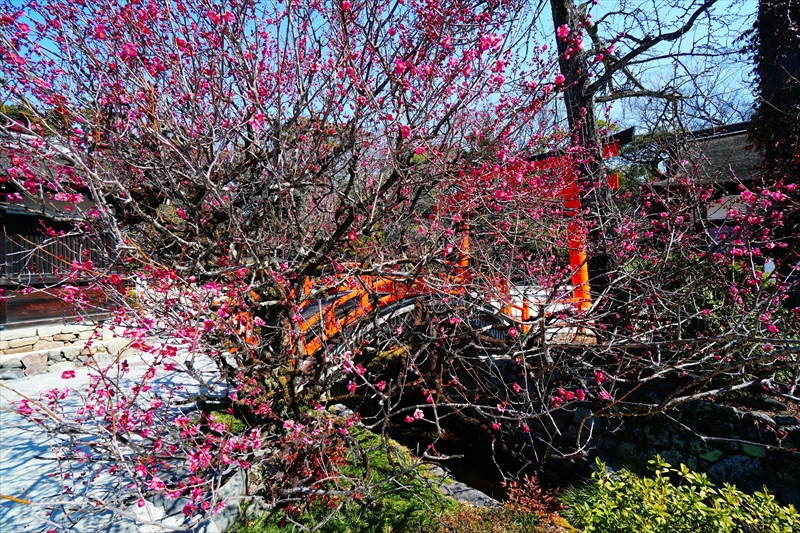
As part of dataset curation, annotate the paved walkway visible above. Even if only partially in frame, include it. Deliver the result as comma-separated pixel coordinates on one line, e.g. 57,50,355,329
0,350,219,532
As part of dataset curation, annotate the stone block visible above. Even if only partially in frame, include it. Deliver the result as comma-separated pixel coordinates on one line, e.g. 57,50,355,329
745,395,788,413
597,436,618,454
1,345,37,355
0,340,8,351
776,415,799,427
775,467,800,489
0,368,25,380
102,327,117,341
644,426,671,448
61,345,85,361
77,329,96,340
616,442,640,463
0,353,23,368
708,455,767,494
743,425,777,444
36,324,67,338
47,361,76,374
8,336,39,349
21,352,47,376
47,350,64,363
32,339,61,351
683,400,742,424
743,410,777,428
104,339,130,356
660,450,685,468
1,326,38,341
53,334,77,341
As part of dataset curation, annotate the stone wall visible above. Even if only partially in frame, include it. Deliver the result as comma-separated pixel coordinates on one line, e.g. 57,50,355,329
0,323,129,380
466,357,800,505
541,396,800,506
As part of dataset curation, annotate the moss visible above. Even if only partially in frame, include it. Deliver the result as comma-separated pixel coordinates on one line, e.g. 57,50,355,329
233,426,457,533
209,410,247,433
741,444,768,458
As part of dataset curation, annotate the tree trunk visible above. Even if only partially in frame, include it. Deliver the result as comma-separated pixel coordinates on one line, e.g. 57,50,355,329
551,0,611,302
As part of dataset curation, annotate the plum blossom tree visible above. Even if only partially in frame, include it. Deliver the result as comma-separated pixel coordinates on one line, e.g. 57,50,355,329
0,0,798,530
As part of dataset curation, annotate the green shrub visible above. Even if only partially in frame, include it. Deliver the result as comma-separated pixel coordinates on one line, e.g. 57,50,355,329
561,456,799,533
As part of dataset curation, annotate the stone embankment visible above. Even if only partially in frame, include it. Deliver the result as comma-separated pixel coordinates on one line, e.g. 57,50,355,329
0,323,130,380
545,396,800,505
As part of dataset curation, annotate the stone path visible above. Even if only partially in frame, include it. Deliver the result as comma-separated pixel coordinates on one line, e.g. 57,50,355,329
0,349,226,532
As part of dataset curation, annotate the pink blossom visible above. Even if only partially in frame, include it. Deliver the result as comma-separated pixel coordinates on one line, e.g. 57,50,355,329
61,370,76,379
521,423,530,433
767,323,779,333
405,415,415,423
599,389,612,401
120,42,138,62
18,399,32,415
508,327,518,338
376,380,386,391
556,24,571,40
480,33,502,52
347,381,357,394
513,382,521,394
394,58,407,76
426,395,434,403
593,370,605,384
147,476,166,491
550,396,563,408
341,1,352,11
249,113,265,128
563,390,575,401
413,409,424,419
414,146,425,155
207,10,221,24
400,124,411,138
576,389,586,402
554,74,565,85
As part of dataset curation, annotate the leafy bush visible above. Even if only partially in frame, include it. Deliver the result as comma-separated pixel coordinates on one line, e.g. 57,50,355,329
561,456,799,533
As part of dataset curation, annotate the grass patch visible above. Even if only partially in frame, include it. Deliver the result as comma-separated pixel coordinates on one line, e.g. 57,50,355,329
233,426,457,532
232,424,570,533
